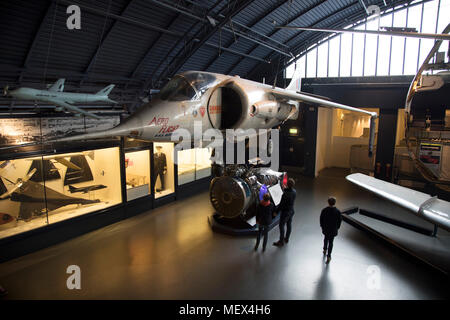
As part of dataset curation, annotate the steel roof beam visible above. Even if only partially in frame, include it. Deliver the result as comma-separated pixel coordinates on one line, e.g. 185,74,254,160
81,0,136,85
135,0,224,112
148,0,291,57
58,0,183,37
19,1,56,83
225,0,330,75
245,1,364,80
156,0,259,83
247,0,408,79
0,64,146,83
203,41,270,63
202,0,292,73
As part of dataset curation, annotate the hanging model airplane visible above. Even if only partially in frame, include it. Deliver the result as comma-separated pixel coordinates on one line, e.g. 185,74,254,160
47,70,378,156
3,79,116,119
346,173,450,232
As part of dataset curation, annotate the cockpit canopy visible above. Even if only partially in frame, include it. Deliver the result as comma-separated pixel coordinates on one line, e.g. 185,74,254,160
159,72,219,101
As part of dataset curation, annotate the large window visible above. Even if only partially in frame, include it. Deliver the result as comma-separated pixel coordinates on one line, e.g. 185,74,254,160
285,0,448,79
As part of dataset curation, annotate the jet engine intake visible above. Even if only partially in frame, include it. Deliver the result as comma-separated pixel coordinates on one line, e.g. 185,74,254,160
251,100,296,120
210,176,252,218
208,84,245,129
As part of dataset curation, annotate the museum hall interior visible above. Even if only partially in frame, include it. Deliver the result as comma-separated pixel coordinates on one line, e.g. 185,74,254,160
0,0,449,302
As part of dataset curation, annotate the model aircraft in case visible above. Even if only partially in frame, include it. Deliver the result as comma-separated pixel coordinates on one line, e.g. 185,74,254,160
3,79,116,119
0,168,100,221
68,184,107,194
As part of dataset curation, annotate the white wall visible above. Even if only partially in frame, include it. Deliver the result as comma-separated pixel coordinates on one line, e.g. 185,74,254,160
315,108,333,176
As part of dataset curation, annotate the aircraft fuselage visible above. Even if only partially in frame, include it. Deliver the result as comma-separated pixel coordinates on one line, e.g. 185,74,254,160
9,88,113,105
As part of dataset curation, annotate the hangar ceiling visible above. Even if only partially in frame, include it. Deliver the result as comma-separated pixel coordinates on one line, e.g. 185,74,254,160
0,0,413,115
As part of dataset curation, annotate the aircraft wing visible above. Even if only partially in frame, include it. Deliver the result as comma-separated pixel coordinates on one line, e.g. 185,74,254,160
271,88,376,117
346,173,450,231
49,99,101,119
271,88,378,156
54,157,82,171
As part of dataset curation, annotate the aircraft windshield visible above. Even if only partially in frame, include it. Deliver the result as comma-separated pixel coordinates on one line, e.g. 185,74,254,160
159,76,197,101
183,73,218,97
159,73,219,101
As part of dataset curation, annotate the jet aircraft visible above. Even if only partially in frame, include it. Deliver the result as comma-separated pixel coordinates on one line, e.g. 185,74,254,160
51,71,378,156
3,79,116,119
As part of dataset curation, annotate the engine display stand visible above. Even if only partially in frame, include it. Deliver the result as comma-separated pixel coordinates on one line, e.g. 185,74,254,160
208,213,281,236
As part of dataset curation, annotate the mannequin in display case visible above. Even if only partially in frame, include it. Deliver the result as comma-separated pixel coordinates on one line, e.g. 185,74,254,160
154,146,167,192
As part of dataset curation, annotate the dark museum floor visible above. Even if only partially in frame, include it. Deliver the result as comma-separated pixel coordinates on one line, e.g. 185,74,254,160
0,168,448,300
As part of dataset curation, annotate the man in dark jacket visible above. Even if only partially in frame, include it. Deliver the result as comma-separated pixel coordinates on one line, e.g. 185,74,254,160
273,178,297,247
255,193,275,251
320,197,342,263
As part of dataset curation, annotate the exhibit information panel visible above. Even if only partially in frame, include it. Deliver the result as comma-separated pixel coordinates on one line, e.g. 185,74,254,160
0,147,122,239
125,150,151,201
154,142,175,198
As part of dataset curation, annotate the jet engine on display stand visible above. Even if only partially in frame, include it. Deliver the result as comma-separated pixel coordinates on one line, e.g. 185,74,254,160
208,164,288,236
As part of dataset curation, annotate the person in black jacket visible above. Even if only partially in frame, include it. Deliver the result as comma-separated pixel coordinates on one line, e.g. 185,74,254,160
273,178,297,247
254,193,275,252
320,197,342,264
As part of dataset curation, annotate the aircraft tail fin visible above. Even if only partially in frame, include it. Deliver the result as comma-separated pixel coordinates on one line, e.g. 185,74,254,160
286,63,302,92
96,84,115,96
48,79,65,92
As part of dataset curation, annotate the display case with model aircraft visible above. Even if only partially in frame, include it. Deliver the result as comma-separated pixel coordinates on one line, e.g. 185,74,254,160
0,147,122,239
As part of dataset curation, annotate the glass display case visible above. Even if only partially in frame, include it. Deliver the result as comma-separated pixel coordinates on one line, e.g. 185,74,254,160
195,147,212,179
153,142,175,198
177,148,196,185
125,150,151,201
177,147,212,185
0,147,122,239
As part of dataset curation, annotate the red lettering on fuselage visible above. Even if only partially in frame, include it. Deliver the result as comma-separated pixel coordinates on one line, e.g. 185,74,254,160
149,117,169,126
209,105,221,114
158,125,179,134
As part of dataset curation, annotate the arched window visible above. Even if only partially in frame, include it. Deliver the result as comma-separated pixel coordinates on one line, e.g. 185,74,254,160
286,0,449,79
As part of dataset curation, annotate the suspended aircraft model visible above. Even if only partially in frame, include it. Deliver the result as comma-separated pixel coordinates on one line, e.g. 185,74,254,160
48,70,378,156
3,79,116,119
